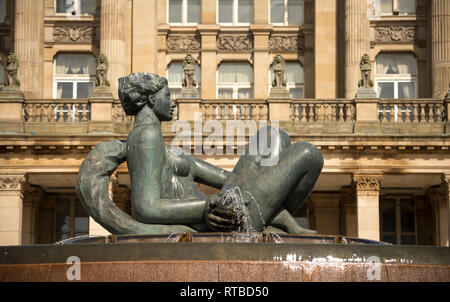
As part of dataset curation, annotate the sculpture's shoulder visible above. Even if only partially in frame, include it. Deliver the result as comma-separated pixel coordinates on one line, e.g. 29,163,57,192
128,125,165,153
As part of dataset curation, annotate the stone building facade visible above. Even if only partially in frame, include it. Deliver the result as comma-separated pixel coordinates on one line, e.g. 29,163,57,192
0,0,449,246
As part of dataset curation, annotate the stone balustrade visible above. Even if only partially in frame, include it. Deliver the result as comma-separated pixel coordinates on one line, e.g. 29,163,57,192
0,94,448,135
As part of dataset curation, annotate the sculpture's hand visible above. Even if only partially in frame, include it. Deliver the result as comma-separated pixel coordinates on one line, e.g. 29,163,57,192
204,194,238,232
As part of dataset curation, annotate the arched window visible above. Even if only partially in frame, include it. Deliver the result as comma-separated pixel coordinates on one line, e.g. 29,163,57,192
374,0,415,16
56,0,97,15
270,0,304,25
270,61,304,98
375,53,417,98
217,62,253,99
167,61,201,100
53,53,96,99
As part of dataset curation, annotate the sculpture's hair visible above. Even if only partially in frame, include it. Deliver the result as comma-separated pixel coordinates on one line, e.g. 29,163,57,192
118,72,168,116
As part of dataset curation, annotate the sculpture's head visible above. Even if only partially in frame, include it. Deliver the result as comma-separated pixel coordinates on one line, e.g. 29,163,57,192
97,54,108,66
118,73,175,121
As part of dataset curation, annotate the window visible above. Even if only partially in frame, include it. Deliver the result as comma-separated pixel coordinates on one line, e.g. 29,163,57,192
54,197,89,242
270,0,304,25
54,54,96,99
375,53,417,99
269,61,304,98
217,62,253,99
218,0,253,25
168,0,201,25
381,197,416,245
167,61,201,100
375,0,415,16
56,0,97,15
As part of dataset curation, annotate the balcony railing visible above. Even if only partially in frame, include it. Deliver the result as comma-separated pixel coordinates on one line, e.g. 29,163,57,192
0,95,448,135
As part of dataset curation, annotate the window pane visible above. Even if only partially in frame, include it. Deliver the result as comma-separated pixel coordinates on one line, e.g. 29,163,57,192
238,88,253,99
270,0,284,23
398,82,415,98
0,64,4,84
80,0,97,14
285,62,304,83
169,0,182,23
288,0,303,24
238,0,253,23
382,213,396,232
398,0,415,14
77,82,94,98
382,234,396,245
55,198,71,242
377,0,393,14
376,54,417,75
0,0,5,23
401,200,415,233
401,235,415,245
219,0,233,23
168,62,184,83
187,0,201,23
378,82,394,98
218,62,253,83
57,82,73,98
218,89,233,98
289,88,304,99
56,0,74,14
55,54,96,75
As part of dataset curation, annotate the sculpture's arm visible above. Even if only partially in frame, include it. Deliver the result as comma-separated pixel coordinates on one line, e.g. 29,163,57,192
128,128,206,225
188,155,232,189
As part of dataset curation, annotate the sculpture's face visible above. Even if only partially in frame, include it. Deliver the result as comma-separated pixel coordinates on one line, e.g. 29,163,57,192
153,85,176,121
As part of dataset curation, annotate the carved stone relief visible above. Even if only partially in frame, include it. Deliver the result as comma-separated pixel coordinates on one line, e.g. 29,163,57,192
269,35,304,52
217,34,252,51
352,174,383,195
375,25,415,42
53,25,94,43
167,36,201,51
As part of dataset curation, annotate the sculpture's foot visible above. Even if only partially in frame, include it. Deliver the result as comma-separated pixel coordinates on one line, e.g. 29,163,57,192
289,225,318,235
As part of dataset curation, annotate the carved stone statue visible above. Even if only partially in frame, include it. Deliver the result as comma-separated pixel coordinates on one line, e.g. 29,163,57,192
77,73,323,235
359,54,373,88
96,54,110,88
5,52,20,89
182,54,197,89
272,54,286,88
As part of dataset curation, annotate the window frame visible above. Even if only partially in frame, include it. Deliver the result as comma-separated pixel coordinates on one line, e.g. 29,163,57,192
380,197,417,245
167,0,201,26
269,0,304,26
217,0,253,27
55,0,97,16
54,196,90,243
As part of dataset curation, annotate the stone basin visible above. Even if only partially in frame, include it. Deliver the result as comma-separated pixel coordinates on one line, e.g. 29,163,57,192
0,233,448,282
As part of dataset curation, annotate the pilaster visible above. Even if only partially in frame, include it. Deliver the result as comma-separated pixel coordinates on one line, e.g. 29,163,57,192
22,185,44,245
431,0,450,98
198,25,220,99
100,0,127,98
352,173,383,241
344,0,371,98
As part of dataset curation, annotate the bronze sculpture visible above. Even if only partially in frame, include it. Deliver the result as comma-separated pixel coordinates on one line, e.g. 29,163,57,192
77,73,323,234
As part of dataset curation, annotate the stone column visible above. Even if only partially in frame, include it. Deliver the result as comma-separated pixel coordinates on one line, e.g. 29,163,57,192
352,173,383,241
0,174,27,245
314,0,337,98
198,25,219,99
100,0,126,98
431,0,450,98
344,0,371,98
14,0,44,98
438,174,450,246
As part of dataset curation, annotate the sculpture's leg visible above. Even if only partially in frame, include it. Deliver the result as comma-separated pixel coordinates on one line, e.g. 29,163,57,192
219,140,323,232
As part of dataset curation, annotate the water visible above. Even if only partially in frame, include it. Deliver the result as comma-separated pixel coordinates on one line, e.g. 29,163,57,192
165,232,182,243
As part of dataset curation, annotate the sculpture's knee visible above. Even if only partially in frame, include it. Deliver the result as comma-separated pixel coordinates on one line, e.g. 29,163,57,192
292,142,324,170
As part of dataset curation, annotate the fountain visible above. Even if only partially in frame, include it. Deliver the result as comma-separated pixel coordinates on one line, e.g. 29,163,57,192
0,73,448,282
